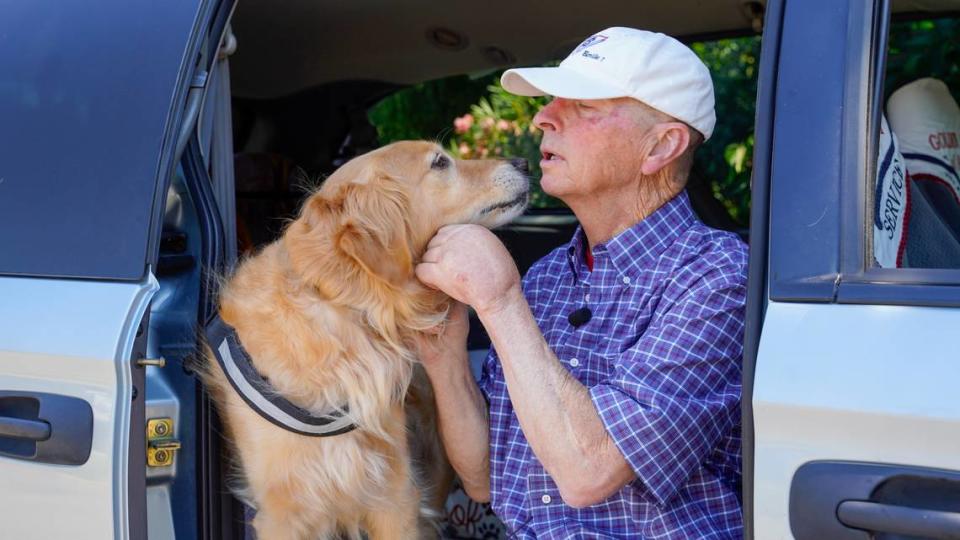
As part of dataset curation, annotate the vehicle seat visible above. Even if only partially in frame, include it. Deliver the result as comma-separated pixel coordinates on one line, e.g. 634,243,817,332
886,78,960,268
157,177,197,276
686,162,748,241
233,152,301,254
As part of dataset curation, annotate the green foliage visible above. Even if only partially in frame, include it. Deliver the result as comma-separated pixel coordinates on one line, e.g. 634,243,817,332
692,36,761,225
719,134,754,223
885,18,960,104
367,73,500,143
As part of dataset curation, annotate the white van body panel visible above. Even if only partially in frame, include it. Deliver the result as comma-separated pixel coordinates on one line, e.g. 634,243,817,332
753,300,960,538
0,276,157,540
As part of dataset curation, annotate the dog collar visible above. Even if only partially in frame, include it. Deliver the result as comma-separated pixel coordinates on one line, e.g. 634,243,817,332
205,315,357,437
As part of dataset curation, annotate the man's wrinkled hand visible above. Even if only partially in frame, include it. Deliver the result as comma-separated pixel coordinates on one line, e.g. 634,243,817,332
415,224,521,316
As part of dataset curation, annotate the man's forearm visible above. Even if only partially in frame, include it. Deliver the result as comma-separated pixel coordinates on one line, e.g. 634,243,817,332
478,286,633,506
424,357,491,502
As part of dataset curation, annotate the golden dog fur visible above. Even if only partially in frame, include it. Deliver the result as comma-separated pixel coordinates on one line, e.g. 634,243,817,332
200,141,529,539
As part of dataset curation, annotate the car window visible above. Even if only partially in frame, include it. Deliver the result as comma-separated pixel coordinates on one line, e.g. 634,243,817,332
873,15,960,269
0,1,202,280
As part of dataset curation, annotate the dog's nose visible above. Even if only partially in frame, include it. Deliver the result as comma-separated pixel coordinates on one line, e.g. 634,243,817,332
509,158,529,174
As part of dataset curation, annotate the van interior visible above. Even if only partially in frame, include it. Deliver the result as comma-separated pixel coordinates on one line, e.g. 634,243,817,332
145,1,960,538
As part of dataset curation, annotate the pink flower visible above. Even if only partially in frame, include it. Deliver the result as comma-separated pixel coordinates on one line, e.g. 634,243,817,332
453,114,474,134
481,117,495,130
458,142,470,156
496,119,510,131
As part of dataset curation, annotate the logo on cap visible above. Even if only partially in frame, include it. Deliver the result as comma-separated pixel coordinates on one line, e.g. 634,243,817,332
574,34,607,52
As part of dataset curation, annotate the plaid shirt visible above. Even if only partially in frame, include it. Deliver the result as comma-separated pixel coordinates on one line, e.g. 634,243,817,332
478,191,746,539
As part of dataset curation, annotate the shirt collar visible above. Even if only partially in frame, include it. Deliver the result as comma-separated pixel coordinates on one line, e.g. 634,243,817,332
566,191,698,277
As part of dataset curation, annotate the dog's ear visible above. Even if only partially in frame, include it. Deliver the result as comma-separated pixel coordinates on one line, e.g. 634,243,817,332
332,173,415,286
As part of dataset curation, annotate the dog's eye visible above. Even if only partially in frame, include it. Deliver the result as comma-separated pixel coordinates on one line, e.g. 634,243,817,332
431,154,450,170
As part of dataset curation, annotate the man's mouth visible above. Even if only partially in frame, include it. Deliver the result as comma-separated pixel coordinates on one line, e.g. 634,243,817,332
480,191,529,215
541,149,564,164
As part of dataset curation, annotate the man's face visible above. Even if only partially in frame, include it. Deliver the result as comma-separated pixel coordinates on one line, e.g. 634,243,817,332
534,97,659,202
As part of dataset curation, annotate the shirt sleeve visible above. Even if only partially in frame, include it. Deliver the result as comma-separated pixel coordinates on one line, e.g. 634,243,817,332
588,264,746,507
476,347,498,404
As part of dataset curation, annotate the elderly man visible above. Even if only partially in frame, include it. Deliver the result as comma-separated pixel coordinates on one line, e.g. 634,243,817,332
416,27,746,538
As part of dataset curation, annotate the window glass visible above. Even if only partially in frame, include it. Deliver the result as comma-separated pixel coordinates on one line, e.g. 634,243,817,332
0,1,201,280
873,17,960,269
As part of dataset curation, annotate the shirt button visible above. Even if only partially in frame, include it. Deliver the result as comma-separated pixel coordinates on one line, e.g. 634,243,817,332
541,494,552,504
622,276,631,285
569,358,580,367
584,293,591,302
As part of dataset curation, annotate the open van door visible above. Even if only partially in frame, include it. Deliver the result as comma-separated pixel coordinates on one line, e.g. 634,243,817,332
0,1,229,538
747,0,960,537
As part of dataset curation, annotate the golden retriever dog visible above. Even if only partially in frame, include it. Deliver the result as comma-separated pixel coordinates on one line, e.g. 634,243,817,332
200,141,529,540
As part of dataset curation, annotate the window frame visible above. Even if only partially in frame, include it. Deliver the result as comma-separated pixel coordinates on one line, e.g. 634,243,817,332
768,0,960,307
838,1,960,306
767,0,861,303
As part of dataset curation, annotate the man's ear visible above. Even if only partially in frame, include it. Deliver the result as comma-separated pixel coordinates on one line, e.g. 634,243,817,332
334,172,415,286
640,122,691,176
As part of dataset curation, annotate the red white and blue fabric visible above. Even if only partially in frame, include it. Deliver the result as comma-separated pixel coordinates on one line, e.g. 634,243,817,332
878,77,960,268
478,191,747,538
873,114,911,268
888,78,960,206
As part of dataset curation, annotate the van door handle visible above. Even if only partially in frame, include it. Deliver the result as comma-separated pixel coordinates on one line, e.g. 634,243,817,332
838,500,960,539
0,391,93,465
791,461,960,540
0,416,51,441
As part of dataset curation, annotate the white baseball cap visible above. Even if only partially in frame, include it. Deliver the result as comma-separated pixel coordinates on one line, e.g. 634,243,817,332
501,27,716,140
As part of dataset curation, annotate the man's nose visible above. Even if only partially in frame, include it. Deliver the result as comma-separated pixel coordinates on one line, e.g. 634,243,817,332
533,99,561,132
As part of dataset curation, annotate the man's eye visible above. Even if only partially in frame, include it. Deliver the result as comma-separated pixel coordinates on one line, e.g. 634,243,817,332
576,101,593,109
431,154,450,170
